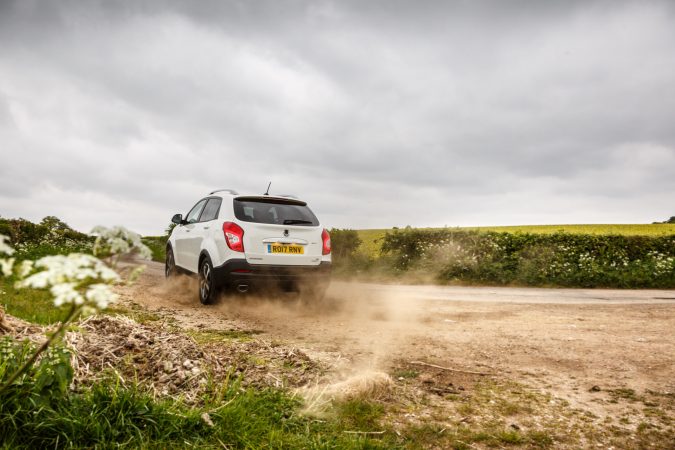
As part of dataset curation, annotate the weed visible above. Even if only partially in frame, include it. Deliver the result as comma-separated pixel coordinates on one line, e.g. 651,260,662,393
107,302,164,324
609,388,641,402
526,430,554,447
392,368,419,380
496,429,524,444
186,328,260,344
335,398,385,431
495,399,531,416
456,402,477,416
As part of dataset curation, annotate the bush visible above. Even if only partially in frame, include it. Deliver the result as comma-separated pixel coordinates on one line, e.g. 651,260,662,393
379,229,675,288
330,229,361,260
0,216,92,260
330,229,375,275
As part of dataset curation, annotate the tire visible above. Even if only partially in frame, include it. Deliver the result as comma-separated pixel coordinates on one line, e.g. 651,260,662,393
198,258,217,305
165,246,176,278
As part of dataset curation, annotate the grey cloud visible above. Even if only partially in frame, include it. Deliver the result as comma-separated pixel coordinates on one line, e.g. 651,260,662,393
1,0,674,233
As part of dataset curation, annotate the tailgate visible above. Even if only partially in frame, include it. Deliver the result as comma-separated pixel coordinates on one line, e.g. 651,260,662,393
243,223,323,266
232,196,324,266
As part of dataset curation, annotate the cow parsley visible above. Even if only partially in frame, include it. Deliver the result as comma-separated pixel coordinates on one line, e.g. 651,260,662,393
17,253,121,309
91,225,152,261
21,253,118,285
0,234,15,276
0,234,14,256
0,258,14,277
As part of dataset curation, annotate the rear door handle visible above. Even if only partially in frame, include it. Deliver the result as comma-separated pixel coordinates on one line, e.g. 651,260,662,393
203,226,210,230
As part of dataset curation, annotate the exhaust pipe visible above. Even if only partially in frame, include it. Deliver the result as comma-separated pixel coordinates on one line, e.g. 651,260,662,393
236,284,249,293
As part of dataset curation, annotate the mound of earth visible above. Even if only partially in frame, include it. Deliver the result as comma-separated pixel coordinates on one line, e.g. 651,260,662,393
5,313,323,405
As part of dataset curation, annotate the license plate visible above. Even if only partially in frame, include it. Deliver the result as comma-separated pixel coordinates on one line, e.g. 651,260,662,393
267,244,304,254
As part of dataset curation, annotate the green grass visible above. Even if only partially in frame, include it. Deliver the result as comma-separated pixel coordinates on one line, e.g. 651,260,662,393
186,328,261,344
355,229,390,258
0,373,398,449
356,224,675,258
1,277,70,325
335,398,386,431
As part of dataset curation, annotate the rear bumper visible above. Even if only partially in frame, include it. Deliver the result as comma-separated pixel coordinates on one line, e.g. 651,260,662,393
212,258,331,290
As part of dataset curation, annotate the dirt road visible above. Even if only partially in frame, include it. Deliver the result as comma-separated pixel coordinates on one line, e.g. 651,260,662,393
122,262,674,405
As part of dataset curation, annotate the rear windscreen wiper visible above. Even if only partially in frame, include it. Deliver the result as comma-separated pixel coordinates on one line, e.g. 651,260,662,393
283,219,313,225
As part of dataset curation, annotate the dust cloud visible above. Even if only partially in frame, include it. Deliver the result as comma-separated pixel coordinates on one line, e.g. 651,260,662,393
216,283,423,366
212,281,425,406
156,273,199,306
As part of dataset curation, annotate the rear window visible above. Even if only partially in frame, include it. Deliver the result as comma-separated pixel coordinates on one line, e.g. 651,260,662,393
233,198,319,226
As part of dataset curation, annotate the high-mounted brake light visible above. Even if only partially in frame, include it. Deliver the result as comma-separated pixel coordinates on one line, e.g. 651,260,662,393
223,222,244,252
321,229,331,255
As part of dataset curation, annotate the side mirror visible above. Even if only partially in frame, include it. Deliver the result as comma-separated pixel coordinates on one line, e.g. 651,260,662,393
171,213,183,225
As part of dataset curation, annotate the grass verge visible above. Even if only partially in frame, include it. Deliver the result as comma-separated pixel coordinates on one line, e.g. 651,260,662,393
1,277,70,325
0,373,400,449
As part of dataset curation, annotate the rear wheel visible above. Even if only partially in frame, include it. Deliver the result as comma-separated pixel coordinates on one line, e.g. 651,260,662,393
199,258,217,305
165,247,176,278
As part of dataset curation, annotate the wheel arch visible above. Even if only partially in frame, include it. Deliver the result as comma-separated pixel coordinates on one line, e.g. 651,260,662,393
198,250,212,267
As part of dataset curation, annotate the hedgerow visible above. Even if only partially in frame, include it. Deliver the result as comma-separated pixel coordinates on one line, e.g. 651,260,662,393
0,216,92,259
378,229,675,288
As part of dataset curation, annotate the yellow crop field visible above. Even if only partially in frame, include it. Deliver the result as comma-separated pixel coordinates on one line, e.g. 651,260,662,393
355,224,675,257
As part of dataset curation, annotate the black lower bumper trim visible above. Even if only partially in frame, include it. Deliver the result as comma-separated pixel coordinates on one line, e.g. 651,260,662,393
212,258,331,290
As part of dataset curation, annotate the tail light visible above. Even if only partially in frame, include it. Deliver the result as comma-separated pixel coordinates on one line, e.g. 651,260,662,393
321,229,331,255
223,222,244,252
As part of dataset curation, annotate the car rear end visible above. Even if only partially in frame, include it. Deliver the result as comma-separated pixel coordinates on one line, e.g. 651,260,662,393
212,195,331,296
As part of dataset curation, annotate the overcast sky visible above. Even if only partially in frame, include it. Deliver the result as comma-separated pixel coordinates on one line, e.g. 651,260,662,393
1,0,674,235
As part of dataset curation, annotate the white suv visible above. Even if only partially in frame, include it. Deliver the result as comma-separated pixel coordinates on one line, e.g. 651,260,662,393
165,189,331,304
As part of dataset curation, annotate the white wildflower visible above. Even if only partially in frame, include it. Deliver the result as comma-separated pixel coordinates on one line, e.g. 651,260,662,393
0,234,15,256
17,253,120,309
0,234,15,276
18,260,34,278
51,283,84,307
92,225,152,260
18,253,120,290
85,283,118,309
0,258,14,276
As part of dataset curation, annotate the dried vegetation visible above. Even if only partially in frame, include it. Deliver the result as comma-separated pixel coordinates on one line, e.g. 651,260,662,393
5,313,322,405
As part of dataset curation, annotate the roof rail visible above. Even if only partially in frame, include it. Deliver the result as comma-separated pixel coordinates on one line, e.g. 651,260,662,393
209,188,239,195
